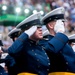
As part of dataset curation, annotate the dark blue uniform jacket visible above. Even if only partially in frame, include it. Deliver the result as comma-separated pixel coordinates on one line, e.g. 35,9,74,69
39,33,75,73
8,33,50,75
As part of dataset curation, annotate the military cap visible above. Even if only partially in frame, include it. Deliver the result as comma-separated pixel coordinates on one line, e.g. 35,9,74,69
8,28,21,38
68,34,75,44
16,12,42,30
42,7,65,25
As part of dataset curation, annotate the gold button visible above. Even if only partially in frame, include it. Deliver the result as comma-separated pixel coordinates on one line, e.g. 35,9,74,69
48,63,50,65
35,53,37,55
32,50,34,51
47,57,49,60
66,62,68,64
45,53,47,55
37,59,39,61
47,69,49,71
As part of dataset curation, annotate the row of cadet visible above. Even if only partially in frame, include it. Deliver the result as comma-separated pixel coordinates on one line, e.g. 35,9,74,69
0,7,75,75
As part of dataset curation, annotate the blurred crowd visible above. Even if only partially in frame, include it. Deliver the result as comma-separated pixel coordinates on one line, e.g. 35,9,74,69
0,0,75,49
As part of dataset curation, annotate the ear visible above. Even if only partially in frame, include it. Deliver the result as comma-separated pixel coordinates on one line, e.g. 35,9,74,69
48,22,54,29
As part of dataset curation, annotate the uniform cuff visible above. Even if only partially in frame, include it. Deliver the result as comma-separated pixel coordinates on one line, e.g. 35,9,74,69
48,33,68,53
18,33,29,42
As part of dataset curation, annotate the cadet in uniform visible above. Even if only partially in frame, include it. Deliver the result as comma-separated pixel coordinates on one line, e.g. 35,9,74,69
0,28,21,75
6,28,21,75
0,35,7,75
40,7,75,75
8,12,50,75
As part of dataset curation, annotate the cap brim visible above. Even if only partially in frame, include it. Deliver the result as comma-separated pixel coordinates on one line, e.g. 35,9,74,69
36,25,42,27
61,19,67,22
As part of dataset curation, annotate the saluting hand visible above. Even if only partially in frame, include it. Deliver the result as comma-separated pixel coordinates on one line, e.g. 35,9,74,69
24,26,37,37
54,20,65,33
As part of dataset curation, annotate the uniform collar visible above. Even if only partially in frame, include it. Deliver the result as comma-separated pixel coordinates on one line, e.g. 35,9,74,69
43,35,54,40
29,39,39,45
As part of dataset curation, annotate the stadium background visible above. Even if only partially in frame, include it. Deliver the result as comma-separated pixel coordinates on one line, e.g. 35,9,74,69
0,0,75,49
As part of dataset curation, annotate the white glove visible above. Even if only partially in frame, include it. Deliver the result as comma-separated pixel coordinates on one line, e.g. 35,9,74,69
54,20,65,33
24,26,37,37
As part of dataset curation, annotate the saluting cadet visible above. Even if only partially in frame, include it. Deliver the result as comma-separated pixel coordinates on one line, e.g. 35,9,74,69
5,28,21,75
0,34,7,75
8,12,50,75
68,34,75,52
0,29,22,75
40,7,75,75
